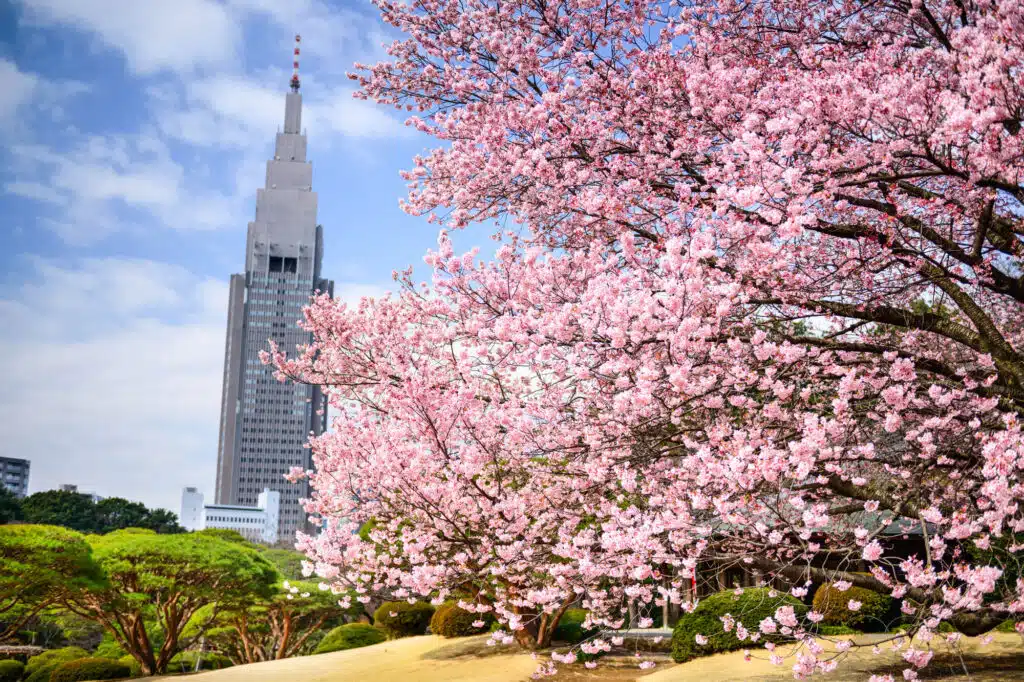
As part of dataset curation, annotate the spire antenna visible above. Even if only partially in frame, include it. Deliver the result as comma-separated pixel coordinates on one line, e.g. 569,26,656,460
290,34,301,92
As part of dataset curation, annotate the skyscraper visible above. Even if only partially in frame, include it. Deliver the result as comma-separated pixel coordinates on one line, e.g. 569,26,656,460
0,457,30,498
215,37,332,544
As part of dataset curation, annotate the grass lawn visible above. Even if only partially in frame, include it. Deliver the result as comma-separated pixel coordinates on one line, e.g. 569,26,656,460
157,632,1023,682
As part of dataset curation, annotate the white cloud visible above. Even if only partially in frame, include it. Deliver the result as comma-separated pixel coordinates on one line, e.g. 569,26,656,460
7,133,241,244
0,58,88,135
18,0,239,74
0,59,38,129
0,257,228,511
0,256,391,512
152,74,410,150
226,0,393,68
4,180,67,205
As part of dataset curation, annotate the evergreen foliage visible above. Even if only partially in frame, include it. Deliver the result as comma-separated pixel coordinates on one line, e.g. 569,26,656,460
0,660,23,682
314,623,387,654
671,589,806,663
429,604,493,637
23,647,89,682
373,601,435,638
812,583,896,632
49,657,131,682
551,609,594,644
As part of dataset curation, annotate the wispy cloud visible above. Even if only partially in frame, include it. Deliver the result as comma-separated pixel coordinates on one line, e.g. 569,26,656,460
17,0,240,75
0,256,390,509
0,257,228,508
0,58,89,136
151,74,410,150
7,133,242,243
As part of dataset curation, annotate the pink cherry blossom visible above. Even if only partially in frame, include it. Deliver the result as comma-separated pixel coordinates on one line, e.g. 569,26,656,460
862,541,884,562
271,0,1024,674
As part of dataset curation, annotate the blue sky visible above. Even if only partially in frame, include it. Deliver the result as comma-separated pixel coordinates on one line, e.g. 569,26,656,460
0,0,484,513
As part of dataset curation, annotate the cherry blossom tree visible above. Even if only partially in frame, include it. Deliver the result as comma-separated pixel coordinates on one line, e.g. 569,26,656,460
275,0,1024,674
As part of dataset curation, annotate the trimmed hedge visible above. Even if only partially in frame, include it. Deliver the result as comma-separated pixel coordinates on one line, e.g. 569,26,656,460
0,660,23,682
116,656,141,678
552,608,596,644
817,624,860,636
995,619,1019,633
671,588,806,663
315,623,387,653
24,648,89,682
812,583,894,632
168,651,233,672
430,604,494,638
49,658,131,682
92,637,126,660
374,601,435,638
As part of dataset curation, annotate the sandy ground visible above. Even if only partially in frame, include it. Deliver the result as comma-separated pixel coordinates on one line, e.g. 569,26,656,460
641,632,1024,682
165,636,536,682
160,632,1023,682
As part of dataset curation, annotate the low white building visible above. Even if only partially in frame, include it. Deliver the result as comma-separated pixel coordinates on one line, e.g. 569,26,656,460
179,486,281,545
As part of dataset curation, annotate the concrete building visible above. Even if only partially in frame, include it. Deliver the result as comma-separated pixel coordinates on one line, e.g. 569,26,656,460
179,486,281,545
58,483,103,502
213,58,332,544
0,457,30,498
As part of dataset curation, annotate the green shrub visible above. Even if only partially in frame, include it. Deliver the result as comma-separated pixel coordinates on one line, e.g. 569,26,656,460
812,583,894,632
429,604,494,638
49,658,131,682
168,651,233,672
671,588,807,663
817,624,860,636
24,647,89,682
315,623,387,653
892,622,955,634
552,608,596,644
0,660,24,682
93,635,126,660
995,619,1019,633
116,656,141,678
374,601,435,638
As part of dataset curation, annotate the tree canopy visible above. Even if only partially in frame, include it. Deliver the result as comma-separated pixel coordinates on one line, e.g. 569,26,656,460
62,529,278,675
0,488,22,525
273,0,1024,674
205,579,352,663
0,525,106,642
19,491,183,535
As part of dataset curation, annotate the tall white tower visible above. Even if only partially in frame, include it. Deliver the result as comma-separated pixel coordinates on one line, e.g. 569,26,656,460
214,35,333,544
180,486,204,531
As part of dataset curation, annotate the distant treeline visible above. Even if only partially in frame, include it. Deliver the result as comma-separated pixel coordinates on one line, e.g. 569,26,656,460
0,488,183,534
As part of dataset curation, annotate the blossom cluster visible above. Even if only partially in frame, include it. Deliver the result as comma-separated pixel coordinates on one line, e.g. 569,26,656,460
273,0,1024,676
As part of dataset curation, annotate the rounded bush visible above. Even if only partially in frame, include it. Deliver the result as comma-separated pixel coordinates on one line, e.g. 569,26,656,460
812,583,894,632
552,608,596,644
116,656,141,678
995,619,1019,633
671,588,807,663
315,623,387,653
0,660,24,682
374,601,435,638
24,648,89,682
430,604,494,638
92,636,125,660
817,624,860,636
49,657,131,682
168,651,233,672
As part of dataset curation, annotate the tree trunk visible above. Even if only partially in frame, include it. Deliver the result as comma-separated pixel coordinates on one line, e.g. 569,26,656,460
275,613,292,660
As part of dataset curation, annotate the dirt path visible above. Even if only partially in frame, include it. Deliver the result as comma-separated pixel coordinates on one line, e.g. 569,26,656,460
167,636,536,682
160,632,1023,682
